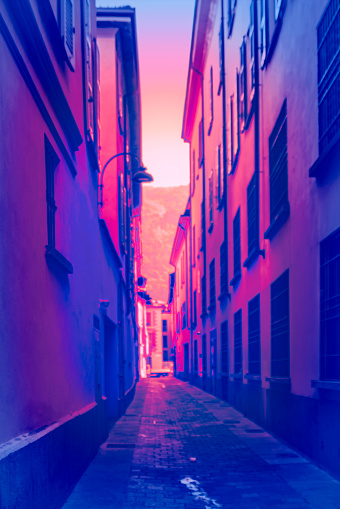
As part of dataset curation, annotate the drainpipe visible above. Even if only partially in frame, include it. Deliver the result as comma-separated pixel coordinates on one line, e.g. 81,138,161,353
192,67,207,318
221,0,230,298
178,219,192,379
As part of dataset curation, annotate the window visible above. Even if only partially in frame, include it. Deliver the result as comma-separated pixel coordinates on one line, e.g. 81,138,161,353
201,202,204,251
163,350,169,362
176,312,180,333
118,172,127,252
317,0,340,156
230,94,234,170
59,0,75,69
260,0,267,67
201,275,207,316
247,171,257,257
249,0,256,102
221,320,229,373
45,136,59,251
208,66,214,135
210,329,217,376
209,259,216,310
198,120,203,166
228,0,237,35
230,72,240,173
194,339,198,375
202,334,207,378
239,39,247,131
149,332,156,353
231,208,241,286
193,225,196,265
234,309,242,375
162,319,167,332
193,289,197,329
320,227,340,380
208,172,214,232
85,0,93,139
191,149,196,196
146,312,151,326
220,242,228,296
182,302,187,330
163,335,168,349
218,22,224,95
248,294,261,375
216,144,223,208
271,270,289,377
265,99,289,239
274,0,283,21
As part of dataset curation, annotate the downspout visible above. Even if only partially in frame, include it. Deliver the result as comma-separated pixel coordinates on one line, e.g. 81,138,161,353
192,67,207,318
179,219,192,378
221,0,230,297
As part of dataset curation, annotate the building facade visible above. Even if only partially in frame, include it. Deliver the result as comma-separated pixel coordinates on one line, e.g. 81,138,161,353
0,2,144,507
171,0,340,476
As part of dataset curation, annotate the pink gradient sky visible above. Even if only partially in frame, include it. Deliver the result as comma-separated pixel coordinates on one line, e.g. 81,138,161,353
96,0,195,187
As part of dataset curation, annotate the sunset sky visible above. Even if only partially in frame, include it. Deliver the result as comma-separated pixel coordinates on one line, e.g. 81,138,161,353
96,0,195,187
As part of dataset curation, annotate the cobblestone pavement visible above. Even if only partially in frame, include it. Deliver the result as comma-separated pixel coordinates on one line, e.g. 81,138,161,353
63,378,340,509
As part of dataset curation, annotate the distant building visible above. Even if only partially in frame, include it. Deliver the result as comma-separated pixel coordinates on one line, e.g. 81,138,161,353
170,0,340,476
146,300,173,376
0,2,147,506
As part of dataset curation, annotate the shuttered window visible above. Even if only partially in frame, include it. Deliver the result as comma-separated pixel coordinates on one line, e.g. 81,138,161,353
269,99,288,224
247,172,257,256
221,320,229,373
234,309,242,375
209,259,216,310
271,270,290,377
248,294,261,375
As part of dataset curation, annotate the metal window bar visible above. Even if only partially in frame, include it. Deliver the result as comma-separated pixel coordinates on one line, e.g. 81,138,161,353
248,294,261,375
271,270,290,377
209,258,216,308
233,208,241,277
320,227,340,380
234,309,242,374
221,320,229,374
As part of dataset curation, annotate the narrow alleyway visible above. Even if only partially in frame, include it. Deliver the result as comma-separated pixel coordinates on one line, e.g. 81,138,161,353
63,378,340,509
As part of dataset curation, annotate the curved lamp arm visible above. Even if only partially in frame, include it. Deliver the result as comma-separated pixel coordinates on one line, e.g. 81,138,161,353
98,152,142,207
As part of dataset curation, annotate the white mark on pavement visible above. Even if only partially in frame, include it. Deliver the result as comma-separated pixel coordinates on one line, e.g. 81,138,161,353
181,477,222,508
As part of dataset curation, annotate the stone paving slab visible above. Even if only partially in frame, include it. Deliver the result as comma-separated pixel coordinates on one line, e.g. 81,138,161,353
63,378,340,509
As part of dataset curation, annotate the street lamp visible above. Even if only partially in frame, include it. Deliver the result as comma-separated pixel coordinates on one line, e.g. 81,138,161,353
98,152,153,207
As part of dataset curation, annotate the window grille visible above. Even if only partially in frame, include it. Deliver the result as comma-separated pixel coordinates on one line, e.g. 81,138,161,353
209,259,216,309
234,309,242,374
192,149,196,196
65,0,74,56
233,208,241,280
320,227,340,380
230,94,234,168
228,0,237,34
162,319,167,332
216,144,222,206
249,0,255,100
271,270,290,377
210,329,217,375
220,242,228,295
163,335,168,349
194,339,198,375
163,350,169,362
240,39,247,130
269,99,288,223
317,0,340,155
248,294,261,375
193,225,196,265
45,136,59,249
274,0,283,21
221,320,229,373
247,171,257,256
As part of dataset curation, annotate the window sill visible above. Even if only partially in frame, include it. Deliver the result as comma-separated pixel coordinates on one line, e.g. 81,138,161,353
243,248,265,269
208,223,214,234
230,373,243,381
264,202,290,241
266,376,291,386
230,272,241,287
45,246,73,274
218,291,231,302
311,380,340,391
245,373,261,382
309,130,340,180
